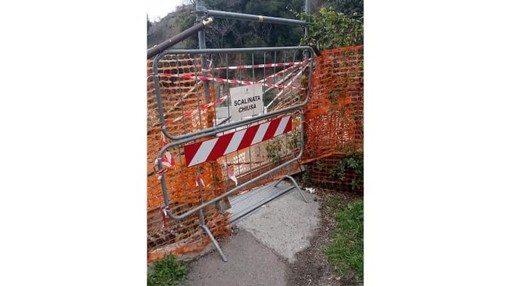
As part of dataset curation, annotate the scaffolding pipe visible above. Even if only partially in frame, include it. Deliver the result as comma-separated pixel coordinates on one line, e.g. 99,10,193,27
207,10,306,26
304,0,311,38
147,17,213,59
196,0,211,102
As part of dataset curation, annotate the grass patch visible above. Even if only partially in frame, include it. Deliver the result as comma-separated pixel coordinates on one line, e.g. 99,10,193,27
324,199,363,282
324,195,343,216
147,254,188,286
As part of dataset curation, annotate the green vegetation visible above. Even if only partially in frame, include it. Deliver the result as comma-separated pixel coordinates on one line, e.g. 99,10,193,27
266,137,283,164
325,199,363,282
286,129,301,151
300,6,363,49
329,153,364,191
148,0,363,50
147,255,188,286
148,0,303,49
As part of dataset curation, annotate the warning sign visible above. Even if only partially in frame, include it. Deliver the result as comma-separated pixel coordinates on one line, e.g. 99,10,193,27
229,84,263,122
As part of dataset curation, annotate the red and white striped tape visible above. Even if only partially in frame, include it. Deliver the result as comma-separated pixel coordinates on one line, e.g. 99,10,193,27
160,73,306,91
155,132,176,179
195,174,205,188
211,61,303,71
173,81,201,108
170,95,228,123
170,66,305,124
183,115,293,167
256,64,302,84
166,60,309,124
227,165,238,186
266,63,310,109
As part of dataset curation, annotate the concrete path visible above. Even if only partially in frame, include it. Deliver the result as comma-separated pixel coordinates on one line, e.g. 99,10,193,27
183,190,319,286
182,229,288,286
237,190,320,263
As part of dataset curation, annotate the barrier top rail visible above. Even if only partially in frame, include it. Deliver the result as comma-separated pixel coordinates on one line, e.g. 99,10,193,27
153,46,316,56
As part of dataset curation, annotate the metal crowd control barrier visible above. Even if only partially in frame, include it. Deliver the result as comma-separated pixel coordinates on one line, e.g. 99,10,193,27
155,110,308,262
151,47,315,262
151,46,314,141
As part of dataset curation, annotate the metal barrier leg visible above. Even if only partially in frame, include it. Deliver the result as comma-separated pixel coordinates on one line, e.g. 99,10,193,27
274,175,308,203
198,208,228,262
199,223,228,262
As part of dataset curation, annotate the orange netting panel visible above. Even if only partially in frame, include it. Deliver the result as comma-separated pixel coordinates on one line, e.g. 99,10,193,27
147,56,210,137
303,46,363,190
304,152,363,192
147,56,231,260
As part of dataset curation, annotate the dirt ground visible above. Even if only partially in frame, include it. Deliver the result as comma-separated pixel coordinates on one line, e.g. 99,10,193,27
286,188,363,286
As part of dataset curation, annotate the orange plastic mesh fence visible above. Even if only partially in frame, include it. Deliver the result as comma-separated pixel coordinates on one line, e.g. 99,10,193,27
303,46,363,189
147,56,231,259
147,56,210,138
147,204,231,262
146,46,364,259
304,152,363,192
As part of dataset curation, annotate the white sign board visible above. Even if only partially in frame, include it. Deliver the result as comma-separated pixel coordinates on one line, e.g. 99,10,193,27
229,84,263,122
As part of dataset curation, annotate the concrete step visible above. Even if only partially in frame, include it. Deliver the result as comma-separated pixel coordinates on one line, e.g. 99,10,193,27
229,180,295,223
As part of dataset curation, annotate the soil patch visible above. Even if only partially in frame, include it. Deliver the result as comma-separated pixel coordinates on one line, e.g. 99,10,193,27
286,188,363,286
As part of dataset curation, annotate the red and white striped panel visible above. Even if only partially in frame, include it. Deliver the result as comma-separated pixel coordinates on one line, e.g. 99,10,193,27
184,115,293,167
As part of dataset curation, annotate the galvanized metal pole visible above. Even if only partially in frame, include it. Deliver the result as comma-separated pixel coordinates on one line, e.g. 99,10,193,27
207,9,306,26
195,0,209,227
196,0,211,102
304,0,311,38
147,17,213,59
195,0,224,262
